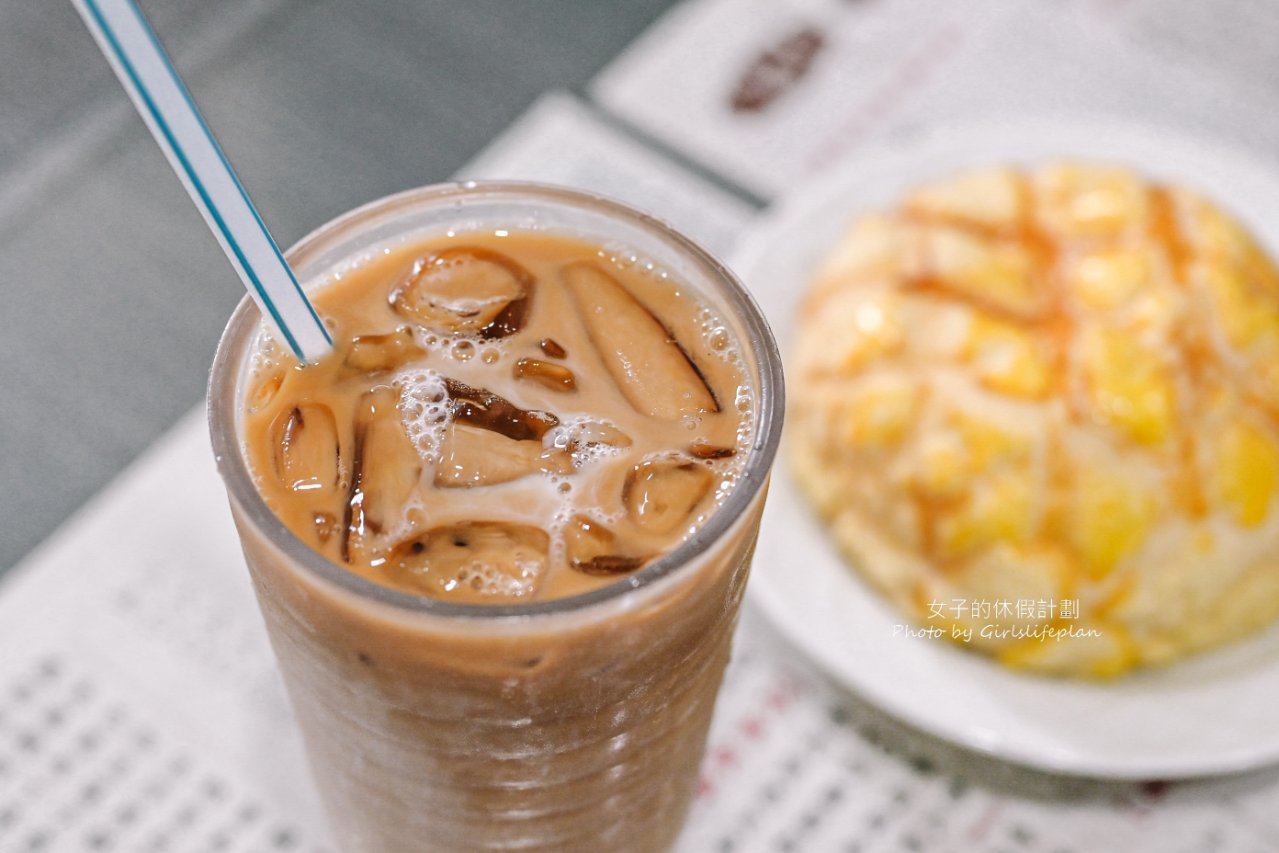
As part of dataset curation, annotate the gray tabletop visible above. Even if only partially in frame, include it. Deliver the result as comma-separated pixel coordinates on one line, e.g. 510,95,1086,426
0,0,678,576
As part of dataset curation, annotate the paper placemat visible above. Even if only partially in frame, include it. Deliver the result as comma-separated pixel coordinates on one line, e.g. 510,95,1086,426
593,0,1279,200
0,409,332,853
458,91,757,259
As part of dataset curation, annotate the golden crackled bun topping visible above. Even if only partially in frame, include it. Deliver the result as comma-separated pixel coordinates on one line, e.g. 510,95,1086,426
790,163,1279,677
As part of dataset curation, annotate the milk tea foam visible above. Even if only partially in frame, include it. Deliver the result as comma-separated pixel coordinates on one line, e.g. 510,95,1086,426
242,230,753,604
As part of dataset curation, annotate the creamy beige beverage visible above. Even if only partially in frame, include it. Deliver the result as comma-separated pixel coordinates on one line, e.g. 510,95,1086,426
208,184,784,853
243,230,752,604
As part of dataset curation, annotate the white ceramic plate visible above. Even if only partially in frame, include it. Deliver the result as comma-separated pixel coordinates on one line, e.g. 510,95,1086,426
737,116,1279,780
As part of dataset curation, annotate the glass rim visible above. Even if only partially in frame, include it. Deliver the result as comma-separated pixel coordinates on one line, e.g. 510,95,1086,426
208,180,785,620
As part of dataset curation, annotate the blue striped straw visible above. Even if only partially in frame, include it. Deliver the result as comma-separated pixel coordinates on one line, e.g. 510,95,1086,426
73,0,332,364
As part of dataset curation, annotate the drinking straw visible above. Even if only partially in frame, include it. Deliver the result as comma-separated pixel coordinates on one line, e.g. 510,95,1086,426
72,0,332,364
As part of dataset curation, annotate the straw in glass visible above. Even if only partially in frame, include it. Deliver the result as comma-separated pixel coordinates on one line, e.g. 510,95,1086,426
72,0,332,364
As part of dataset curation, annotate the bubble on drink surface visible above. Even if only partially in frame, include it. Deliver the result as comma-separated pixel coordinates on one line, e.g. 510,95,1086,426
597,245,673,284
733,384,756,452
456,563,539,596
394,369,451,464
414,329,509,366
713,473,740,507
695,305,745,368
598,246,640,272
251,329,287,370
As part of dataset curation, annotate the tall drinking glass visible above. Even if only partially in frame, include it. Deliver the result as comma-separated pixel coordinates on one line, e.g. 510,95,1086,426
208,183,784,852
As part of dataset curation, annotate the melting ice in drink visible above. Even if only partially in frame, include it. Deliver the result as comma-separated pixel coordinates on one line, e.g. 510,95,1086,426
242,231,754,603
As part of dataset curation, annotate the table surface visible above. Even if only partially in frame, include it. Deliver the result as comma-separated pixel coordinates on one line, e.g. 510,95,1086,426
6,3,1279,852
0,0,678,576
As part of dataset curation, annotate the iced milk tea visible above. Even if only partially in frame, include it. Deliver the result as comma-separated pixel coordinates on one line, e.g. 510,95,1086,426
209,184,783,852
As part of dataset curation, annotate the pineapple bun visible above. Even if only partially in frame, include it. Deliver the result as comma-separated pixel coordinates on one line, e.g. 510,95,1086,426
790,163,1279,678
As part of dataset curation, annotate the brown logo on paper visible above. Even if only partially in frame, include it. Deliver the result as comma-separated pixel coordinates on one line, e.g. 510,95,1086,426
730,27,825,113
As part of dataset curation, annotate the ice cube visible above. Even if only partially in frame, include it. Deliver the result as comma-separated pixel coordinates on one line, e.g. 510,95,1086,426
688,442,736,460
444,377,559,441
539,338,567,359
247,370,285,414
434,423,568,487
551,419,632,469
391,247,533,339
269,404,341,495
343,327,424,374
563,514,647,576
622,456,714,535
562,261,719,419
343,387,422,562
513,357,577,392
386,522,548,602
